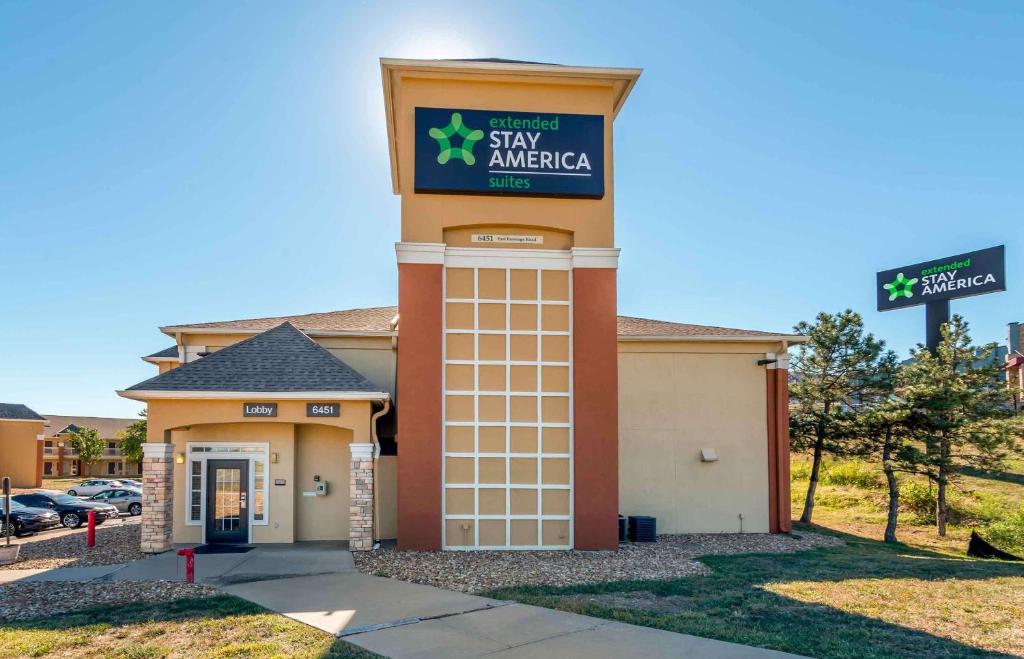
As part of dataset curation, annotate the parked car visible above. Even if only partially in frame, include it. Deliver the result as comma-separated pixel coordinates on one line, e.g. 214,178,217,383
88,488,142,516
0,496,61,537
12,491,119,528
66,479,124,497
118,479,143,489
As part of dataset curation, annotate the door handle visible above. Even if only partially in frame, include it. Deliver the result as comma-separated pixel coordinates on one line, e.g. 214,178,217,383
240,492,247,509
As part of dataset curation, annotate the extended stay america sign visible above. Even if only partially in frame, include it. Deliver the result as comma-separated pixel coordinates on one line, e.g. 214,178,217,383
414,107,605,198
876,245,1006,312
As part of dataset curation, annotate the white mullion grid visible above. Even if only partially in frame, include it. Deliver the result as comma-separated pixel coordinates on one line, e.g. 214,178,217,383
445,452,570,459
535,268,543,547
446,421,570,427
446,329,568,336
448,298,569,306
473,267,480,550
447,360,568,367
446,391,569,397
504,267,512,548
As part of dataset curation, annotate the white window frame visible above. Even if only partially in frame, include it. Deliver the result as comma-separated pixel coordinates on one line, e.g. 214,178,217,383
185,442,270,544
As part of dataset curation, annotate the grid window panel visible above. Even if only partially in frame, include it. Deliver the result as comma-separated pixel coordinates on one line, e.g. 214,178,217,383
443,264,573,550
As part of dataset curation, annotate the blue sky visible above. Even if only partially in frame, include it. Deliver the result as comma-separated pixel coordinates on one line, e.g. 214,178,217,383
2,1,1021,418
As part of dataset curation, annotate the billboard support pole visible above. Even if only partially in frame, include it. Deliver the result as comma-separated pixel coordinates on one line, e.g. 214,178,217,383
925,300,950,354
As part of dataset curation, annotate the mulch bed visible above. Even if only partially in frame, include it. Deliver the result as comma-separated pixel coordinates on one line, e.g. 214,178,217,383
0,581,218,622
6,522,144,570
353,531,843,593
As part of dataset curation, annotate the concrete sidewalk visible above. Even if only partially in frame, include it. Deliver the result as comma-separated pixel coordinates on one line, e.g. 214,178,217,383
225,572,797,658
106,542,355,584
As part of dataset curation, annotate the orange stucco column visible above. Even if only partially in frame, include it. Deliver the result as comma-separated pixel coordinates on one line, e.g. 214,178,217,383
766,360,792,533
396,261,443,550
766,368,779,532
572,267,619,550
774,362,792,532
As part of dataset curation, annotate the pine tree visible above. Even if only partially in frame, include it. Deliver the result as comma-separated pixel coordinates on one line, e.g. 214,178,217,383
790,310,888,523
899,315,1021,536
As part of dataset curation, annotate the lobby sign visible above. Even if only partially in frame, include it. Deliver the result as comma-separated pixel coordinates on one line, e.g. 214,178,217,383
876,245,1005,312
414,107,604,198
243,403,277,417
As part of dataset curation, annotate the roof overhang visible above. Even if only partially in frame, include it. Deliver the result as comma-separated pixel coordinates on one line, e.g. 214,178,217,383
142,356,179,364
380,58,642,195
0,417,47,424
159,326,395,338
617,335,808,344
117,390,391,402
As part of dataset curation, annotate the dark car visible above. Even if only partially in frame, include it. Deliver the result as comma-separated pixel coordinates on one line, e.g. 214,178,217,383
12,491,119,529
0,496,61,537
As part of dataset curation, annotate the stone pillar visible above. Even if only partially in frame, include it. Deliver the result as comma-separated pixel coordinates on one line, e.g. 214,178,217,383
141,442,174,553
350,443,374,551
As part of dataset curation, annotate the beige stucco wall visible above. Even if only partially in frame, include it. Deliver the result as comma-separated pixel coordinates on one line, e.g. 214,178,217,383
618,340,781,534
294,424,352,541
317,336,396,398
0,419,42,487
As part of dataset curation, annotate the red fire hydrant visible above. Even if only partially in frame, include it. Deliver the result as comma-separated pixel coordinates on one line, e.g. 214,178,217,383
176,547,195,583
86,511,96,548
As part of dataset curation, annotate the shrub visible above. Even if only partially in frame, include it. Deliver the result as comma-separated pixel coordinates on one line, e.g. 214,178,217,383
791,461,812,481
820,461,883,489
982,509,1024,557
900,480,935,524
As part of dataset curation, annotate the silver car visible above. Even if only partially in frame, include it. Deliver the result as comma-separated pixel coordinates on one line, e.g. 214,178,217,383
88,488,142,516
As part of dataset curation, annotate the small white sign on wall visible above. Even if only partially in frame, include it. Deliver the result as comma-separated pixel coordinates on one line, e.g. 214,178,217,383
471,234,544,245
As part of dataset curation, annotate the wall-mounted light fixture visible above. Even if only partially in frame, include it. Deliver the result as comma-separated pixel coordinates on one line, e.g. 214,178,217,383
271,452,279,464
175,452,185,465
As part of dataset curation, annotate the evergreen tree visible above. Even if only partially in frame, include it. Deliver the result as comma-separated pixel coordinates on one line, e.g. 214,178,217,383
899,315,1021,536
790,310,888,523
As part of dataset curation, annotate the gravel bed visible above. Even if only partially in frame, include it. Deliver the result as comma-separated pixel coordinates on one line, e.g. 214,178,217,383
6,522,144,570
0,580,218,621
354,532,843,593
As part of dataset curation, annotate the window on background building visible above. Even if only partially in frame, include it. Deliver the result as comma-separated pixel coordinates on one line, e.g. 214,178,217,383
189,461,201,522
44,462,52,475
253,460,265,522
107,463,115,475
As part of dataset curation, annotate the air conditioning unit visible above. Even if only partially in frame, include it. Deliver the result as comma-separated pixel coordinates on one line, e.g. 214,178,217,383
627,515,657,542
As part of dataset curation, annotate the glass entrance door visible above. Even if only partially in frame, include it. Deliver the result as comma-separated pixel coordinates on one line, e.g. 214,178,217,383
205,459,249,544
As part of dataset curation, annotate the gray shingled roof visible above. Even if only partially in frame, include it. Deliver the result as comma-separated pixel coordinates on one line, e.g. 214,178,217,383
125,322,383,394
159,306,797,339
0,403,45,421
146,346,179,359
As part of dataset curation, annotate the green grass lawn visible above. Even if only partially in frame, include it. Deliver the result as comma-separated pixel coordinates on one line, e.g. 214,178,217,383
488,525,1024,658
0,595,378,659
489,455,1024,658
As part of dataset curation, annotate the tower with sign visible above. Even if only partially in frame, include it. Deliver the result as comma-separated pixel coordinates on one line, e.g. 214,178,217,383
381,59,640,550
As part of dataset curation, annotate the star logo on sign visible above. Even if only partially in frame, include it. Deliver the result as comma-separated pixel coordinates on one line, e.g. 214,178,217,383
883,272,919,301
429,112,485,165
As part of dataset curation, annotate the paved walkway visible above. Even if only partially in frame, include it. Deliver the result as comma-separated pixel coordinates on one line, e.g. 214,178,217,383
224,571,796,657
0,544,797,658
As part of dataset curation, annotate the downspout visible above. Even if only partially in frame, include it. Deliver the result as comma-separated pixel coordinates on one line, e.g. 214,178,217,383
370,398,391,544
